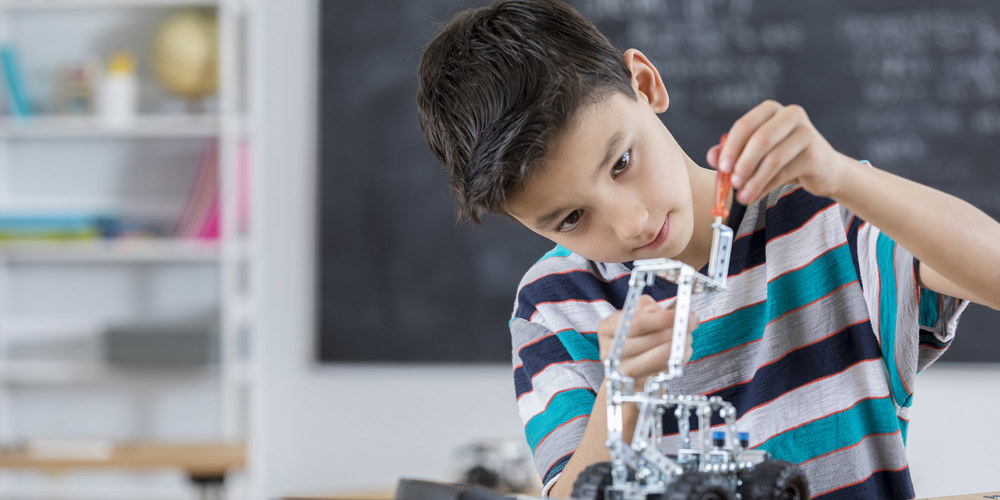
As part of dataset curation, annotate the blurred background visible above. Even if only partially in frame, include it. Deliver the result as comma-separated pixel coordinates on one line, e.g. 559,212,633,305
0,0,996,499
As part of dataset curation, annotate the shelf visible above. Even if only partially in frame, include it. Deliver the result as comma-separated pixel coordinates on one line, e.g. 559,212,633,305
0,360,219,384
0,114,223,139
0,239,220,263
0,440,245,475
0,0,219,10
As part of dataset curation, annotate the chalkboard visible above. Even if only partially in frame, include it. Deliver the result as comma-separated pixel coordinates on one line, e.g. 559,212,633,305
317,0,1000,363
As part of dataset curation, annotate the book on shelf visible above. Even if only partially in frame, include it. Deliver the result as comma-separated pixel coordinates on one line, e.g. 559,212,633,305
174,140,219,240
0,44,33,117
0,214,168,243
174,139,250,240
0,214,105,243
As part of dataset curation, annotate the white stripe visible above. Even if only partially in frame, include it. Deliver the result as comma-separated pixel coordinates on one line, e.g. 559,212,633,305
804,433,907,497
516,360,603,424
857,223,883,346
533,300,616,333
654,359,890,452
689,264,769,325
764,203,845,279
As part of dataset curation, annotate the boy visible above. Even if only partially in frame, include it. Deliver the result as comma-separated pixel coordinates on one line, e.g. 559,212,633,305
416,0,1000,498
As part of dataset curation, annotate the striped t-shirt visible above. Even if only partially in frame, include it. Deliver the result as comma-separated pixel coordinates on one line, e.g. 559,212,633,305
510,185,965,499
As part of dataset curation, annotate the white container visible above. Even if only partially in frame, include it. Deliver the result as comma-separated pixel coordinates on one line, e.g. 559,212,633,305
98,51,138,127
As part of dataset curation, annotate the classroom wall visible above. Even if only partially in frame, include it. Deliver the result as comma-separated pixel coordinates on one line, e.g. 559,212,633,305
256,0,1000,498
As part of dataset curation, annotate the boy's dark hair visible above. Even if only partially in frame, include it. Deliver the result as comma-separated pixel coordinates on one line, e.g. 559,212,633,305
417,0,634,224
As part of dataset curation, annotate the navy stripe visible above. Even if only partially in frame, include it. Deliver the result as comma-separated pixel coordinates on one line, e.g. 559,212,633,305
518,335,572,384
845,215,866,291
514,271,628,321
726,224,767,278
715,189,832,281
543,453,572,485
514,270,679,321
714,320,881,421
918,329,951,350
764,189,837,243
813,467,913,500
659,321,881,435
514,365,532,397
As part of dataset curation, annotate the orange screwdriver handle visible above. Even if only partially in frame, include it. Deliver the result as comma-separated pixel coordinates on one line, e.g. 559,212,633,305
712,133,732,218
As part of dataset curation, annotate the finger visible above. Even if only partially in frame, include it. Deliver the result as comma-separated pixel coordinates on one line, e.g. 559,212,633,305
743,148,811,206
706,144,721,169
620,342,672,380
737,124,812,205
620,329,672,357
598,294,656,338
622,309,698,358
628,300,675,338
730,104,803,191
719,100,782,174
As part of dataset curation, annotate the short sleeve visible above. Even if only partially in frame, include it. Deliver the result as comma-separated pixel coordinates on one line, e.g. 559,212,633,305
840,203,967,416
511,316,603,494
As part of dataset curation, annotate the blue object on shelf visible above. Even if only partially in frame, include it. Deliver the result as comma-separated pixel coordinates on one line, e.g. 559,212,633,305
0,44,33,117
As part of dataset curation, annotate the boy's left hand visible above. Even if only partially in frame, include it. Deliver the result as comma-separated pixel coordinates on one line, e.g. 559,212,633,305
706,100,856,206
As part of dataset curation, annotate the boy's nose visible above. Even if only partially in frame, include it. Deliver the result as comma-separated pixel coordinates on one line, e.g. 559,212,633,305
608,198,648,242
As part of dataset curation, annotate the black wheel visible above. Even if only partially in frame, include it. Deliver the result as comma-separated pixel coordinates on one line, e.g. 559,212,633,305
571,462,613,500
662,471,735,500
462,465,500,489
739,460,810,500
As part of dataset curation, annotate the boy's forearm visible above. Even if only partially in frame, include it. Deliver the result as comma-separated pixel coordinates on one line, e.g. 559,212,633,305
547,381,637,498
831,154,1000,308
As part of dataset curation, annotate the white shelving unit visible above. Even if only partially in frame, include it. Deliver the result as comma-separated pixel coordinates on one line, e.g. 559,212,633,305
0,0,259,498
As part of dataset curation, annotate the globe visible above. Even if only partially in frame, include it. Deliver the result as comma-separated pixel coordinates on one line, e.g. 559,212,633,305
151,9,218,101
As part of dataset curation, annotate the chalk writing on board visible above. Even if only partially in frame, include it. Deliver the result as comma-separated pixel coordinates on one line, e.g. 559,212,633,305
317,0,1000,363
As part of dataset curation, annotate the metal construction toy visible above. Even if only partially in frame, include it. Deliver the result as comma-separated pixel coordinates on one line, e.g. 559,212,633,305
571,136,809,500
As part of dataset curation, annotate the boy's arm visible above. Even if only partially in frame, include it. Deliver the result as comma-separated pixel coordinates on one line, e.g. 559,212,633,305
547,383,636,498
712,100,1000,310
829,156,1000,308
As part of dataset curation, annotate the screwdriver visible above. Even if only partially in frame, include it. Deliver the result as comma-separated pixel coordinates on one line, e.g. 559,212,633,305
706,133,733,298
712,133,732,225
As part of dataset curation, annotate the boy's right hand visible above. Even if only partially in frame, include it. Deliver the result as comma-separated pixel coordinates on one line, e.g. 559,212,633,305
597,295,698,385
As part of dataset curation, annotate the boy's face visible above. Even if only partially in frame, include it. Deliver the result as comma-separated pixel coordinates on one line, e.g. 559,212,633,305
506,89,696,265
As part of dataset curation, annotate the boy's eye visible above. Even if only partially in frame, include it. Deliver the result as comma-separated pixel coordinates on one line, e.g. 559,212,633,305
556,210,582,232
611,149,631,177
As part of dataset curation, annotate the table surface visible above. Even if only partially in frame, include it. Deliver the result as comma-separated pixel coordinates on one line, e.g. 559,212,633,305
285,491,1000,500
919,493,1000,500
0,441,245,475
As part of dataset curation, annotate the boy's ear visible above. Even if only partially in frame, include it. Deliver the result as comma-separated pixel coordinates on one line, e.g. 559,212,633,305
624,49,668,113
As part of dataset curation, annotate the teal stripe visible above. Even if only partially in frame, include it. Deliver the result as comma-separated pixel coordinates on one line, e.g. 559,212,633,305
557,330,600,362
757,396,899,464
692,302,767,361
876,233,912,408
898,417,909,445
767,245,857,322
524,388,596,452
536,245,572,263
919,289,941,328
692,245,857,361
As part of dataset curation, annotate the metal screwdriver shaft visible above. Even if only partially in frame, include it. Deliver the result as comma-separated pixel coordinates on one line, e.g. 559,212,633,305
707,134,734,302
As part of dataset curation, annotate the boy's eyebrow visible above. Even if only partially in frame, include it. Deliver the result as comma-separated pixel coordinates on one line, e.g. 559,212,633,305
533,131,624,230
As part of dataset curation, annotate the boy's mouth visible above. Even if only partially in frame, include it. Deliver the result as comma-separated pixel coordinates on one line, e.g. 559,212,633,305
635,214,669,253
